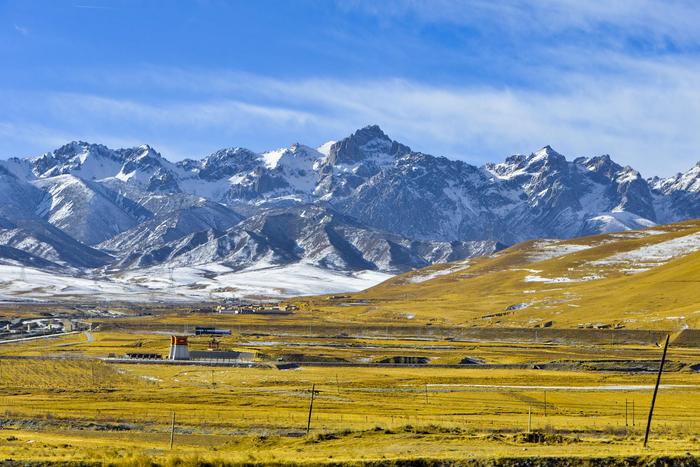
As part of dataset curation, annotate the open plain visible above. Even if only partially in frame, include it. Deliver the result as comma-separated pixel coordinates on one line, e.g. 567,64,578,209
2,222,700,465
0,313,699,465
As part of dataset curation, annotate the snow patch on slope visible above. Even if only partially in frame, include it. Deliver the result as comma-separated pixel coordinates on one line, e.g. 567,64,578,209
584,211,656,233
527,241,593,262
0,263,391,303
590,231,700,273
404,259,470,284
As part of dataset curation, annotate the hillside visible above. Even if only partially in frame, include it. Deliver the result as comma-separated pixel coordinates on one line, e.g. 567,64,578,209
305,218,700,330
3,125,700,301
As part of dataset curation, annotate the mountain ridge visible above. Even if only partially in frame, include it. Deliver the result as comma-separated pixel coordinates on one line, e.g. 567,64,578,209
1,124,700,300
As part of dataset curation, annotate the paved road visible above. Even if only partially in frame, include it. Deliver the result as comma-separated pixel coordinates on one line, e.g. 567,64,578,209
0,331,81,345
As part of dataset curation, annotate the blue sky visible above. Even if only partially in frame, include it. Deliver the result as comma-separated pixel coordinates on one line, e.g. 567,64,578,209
2,0,700,176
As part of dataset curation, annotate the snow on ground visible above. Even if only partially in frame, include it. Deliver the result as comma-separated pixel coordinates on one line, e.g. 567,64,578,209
527,241,593,262
316,141,336,157
585,211,656,234
589,231,700,273
524,274,602,284
610,229,668,239
404,259,470,284
0,263,392,303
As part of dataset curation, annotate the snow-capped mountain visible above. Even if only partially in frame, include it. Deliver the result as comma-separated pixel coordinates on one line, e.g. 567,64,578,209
1,124,699,300
155,204,501,272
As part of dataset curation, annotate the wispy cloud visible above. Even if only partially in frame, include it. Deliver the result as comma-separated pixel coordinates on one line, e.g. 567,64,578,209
13,24,29,36
3,1,700,176
343,0,700,49
72,4,116,10
4,56,699,177
45,93,319,129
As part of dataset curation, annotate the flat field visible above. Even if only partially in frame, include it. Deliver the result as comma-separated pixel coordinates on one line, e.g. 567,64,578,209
1,323,699,465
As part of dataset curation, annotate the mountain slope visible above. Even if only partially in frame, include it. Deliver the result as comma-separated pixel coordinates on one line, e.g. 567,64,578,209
98,199,242,268
5,125,700,247
2,124,700,302
156,204,503,273
306,219,700,329
32,175,151,245
0,217,112,269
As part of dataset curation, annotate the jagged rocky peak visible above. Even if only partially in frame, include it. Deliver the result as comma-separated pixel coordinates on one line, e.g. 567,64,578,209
32,141,118,177
120,144,161,162
326,124,411,165
198,147,259,180
615,165,643,184
527,145,566,167
118,144,170,174
147,168,181,193
486,145,566,179
261,143,321,170
653,161,700,194
576,154,623,178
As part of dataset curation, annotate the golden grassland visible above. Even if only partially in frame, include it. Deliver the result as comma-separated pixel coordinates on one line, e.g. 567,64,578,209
1,326,700,464
6,220,700,333
3,220,700,463
1,358,700,465
288,219,700,330
5,329,700,366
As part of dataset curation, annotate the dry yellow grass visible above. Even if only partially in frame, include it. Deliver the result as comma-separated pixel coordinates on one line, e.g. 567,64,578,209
2,220,700,464
293,219,700,329
0,357,699,464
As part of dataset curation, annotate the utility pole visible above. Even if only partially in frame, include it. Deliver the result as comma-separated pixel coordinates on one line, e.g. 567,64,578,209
625,399,628,428
169,412,176,449
424,384,429,404
644,334,670,448
544,390,547,417
306,384,316,435
528,405,532,433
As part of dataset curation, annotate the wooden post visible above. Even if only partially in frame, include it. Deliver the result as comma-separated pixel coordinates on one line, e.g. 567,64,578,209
306,384,316,435
544,390,547,417
632,400,635,426
424,384,429,404
528,405,532,433
644,334,670,448
625,399,628,427
169,412,176,449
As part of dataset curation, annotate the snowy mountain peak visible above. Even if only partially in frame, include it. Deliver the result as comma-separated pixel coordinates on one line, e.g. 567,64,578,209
486,146,566,180
198,147,259,180
5,124,700,293
317,140,336,157
326,125,410,166
32,141,123,179
577,154,623,178
530,145,565,165
615,166,642,184
653,161,700,194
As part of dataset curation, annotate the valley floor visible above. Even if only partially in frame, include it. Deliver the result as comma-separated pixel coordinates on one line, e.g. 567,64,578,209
0,315,699,465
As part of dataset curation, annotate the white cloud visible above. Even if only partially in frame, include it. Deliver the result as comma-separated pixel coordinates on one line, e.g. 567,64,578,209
2,53,700,176
13,24,29,36
45,93,318,129
343,0,700,48
42,56,700,176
